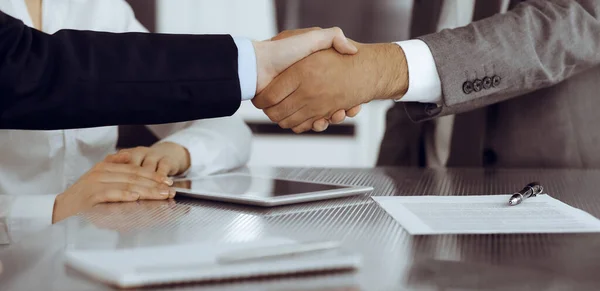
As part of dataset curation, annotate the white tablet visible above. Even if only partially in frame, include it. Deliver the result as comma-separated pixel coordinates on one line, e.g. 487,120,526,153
172,173,373,207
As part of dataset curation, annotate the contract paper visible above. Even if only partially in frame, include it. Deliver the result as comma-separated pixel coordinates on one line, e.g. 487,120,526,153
373,195,600,235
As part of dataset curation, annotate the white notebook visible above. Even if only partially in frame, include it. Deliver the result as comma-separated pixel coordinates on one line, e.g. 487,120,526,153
64,238,361,289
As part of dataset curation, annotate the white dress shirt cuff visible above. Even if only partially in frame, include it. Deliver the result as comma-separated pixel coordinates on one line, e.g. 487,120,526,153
394,40,443,104
233,37,257,101
10,195,57,222
7,194,57,243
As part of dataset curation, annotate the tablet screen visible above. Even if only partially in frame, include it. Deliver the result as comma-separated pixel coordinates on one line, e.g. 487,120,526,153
173,175,348,198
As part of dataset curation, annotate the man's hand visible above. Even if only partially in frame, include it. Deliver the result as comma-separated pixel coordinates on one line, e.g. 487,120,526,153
313,104,363,132
255,43,409,133
252,27,358,95
107,142,191,177
267,28,363,132
52,154,175,223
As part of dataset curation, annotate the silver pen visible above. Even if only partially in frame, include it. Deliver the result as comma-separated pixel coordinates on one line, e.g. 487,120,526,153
508,182,543,206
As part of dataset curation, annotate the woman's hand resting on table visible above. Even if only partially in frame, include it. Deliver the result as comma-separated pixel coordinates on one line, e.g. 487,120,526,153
52,152,176,223
107,142,191,177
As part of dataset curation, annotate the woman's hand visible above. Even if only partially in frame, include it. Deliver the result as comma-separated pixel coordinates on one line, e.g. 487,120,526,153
52,154,175,223
107,142,191,176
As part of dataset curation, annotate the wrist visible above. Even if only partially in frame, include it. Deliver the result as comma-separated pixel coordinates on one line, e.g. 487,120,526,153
362,43,409,100
179,146,191,174
52,193,65,224
252,41,275,94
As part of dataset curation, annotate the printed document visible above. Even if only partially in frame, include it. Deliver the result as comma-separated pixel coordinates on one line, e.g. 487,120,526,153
373,195,600,235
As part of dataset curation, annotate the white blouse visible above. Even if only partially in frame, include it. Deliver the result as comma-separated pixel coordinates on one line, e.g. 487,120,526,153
0,0,252,241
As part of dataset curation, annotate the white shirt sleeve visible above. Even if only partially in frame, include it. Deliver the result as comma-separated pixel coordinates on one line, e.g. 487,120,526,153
147,117,252,177
233,37,258,101
394,40,443,104
6,195,58,244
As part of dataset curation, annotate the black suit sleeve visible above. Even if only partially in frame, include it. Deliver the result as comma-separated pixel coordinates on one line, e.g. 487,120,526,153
0,10,242,130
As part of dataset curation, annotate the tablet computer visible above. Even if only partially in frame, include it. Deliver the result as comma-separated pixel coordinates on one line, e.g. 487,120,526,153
172,173,373,207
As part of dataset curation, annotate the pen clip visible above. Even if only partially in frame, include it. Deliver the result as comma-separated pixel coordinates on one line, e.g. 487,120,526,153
522,183,543,197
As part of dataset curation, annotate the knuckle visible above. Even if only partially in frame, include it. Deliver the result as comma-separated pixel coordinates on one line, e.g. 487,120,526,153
251,98,262,109
332,26,343,34
134,167,148,177
88,172,101,180
268,114,280,123
92,191,108,204
264,108,280,122
147,179,160,187
279,120,291,129
264,92,280,106
89,193,103,206
110,190,128,201
133,146,148,154
90,195,102,205
127,174,140,183
161,159,175,168
125,183,135,192
255,94,274,109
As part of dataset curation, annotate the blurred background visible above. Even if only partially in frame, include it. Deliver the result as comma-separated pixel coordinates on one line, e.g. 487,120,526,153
121,0,414,168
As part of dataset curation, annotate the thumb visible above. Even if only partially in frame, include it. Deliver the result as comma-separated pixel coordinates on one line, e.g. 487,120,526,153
269,27,358,72
324,27,359,55
255,27,358,93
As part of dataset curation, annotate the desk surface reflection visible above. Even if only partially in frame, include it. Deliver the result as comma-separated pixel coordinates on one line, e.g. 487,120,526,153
2,167,600,291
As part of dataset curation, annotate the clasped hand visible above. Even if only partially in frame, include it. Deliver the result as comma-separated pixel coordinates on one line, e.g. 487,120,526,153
52,142,189,223
251,27,407,133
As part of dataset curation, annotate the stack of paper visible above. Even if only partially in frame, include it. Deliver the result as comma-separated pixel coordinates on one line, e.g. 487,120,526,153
373,194,600,235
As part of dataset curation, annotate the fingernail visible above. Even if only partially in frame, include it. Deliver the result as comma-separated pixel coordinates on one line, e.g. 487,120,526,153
344,38,358,52
163,177,173,186
349,42,358,52
160,188,170,197
169,188,177,198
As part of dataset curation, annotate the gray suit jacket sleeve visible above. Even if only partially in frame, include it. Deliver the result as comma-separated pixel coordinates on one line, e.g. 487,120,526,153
405,0,600,122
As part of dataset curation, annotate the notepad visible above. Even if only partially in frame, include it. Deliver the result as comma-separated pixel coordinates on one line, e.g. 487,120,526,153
64,238,361,289
373,194,600,235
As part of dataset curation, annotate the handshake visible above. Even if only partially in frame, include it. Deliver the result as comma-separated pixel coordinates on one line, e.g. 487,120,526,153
250,27,409,133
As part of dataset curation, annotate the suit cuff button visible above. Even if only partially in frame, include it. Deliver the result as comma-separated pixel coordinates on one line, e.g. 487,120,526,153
482,77,492,89
473,79,482,92
492,75,501,87
462,81,474,94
